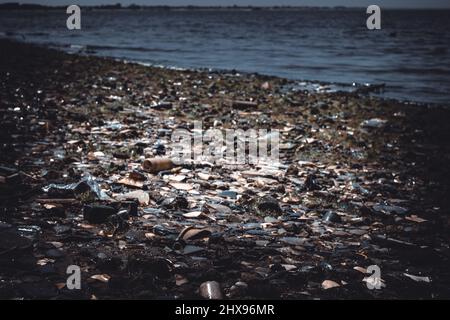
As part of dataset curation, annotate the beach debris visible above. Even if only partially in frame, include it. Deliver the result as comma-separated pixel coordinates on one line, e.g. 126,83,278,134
405,215,428,223
90,274,111,283
182,211,206,219
199,281,223,299
353,266,368,274
361,118,387,129
219,190,238,199
177,226,212,242
182,245,204,255
83,205,117,224
403,273,431,283
169,182,193,191
175,274,189,286
116,190,149,205
161,196,189,210
230,100,258,109
322,211,342,223
372,204,408,215
117,176,144,189
203,202,232,215
304,174,320,191
261,82,271,90
280,237,308,246
256,195,283,216
42,174,111,201
150,101,173,110
321,280,340,290
229,281,248,298
142,158,174,173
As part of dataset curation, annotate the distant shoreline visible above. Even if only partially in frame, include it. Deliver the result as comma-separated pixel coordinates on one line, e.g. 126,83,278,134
0,4,449,11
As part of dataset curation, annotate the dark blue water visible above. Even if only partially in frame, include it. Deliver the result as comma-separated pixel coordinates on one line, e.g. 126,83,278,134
1,8,449,105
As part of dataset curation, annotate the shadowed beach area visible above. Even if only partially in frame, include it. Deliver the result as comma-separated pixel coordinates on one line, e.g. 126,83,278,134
1,39,450,299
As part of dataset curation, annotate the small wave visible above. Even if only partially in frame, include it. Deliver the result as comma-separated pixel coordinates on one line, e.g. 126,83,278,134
122,59,188,71
86,44,186,53
25,32,49,36
70,44,86,50
281,64,328,71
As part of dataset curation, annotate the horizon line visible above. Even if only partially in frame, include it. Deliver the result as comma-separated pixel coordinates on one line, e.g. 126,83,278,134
1,3,449,10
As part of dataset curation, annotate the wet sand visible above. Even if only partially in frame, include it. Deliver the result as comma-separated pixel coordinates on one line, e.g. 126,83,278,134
1,39,450,299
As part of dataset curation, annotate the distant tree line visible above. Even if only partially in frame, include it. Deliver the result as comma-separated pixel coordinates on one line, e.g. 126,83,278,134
0,3,352,11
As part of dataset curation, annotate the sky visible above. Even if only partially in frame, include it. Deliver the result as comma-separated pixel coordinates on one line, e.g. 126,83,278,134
1,0,449,9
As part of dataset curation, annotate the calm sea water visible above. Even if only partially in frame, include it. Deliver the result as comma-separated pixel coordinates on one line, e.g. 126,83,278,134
1,8,449,105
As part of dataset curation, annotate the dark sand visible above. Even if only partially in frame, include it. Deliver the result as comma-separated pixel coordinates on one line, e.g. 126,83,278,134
1,39,450,299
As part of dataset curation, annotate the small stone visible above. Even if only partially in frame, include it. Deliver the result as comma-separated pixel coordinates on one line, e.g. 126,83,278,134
256,196,282,216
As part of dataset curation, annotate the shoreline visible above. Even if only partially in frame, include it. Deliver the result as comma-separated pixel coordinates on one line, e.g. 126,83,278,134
5,37,448,108
84,55,450,109
1,39,450,299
